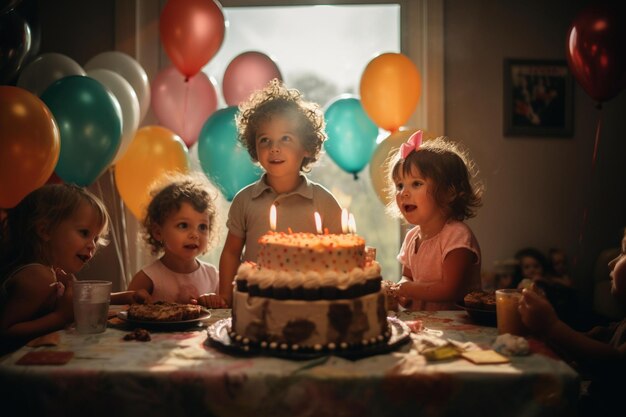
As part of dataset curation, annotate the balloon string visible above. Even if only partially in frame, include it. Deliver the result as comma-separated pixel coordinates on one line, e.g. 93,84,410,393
574,109,603,267
109,169,131,286
590,111,602,172
183,79,190,142
96,173,127,286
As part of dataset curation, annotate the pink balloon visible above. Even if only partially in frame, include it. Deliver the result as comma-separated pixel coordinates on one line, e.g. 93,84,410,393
151,66,218,147
222,51,282,106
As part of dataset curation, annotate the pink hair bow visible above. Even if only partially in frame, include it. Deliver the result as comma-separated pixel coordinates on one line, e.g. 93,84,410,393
400,130,423,159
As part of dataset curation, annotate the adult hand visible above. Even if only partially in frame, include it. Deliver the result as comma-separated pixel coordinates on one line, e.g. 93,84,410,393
518,288,557,337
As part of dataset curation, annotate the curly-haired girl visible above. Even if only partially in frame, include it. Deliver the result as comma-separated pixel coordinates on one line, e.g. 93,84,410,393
114,172,225,308
218,79,342,306
385,131,484,310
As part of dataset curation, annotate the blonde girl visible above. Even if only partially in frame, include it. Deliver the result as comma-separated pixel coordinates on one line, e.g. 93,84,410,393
0,184,109,350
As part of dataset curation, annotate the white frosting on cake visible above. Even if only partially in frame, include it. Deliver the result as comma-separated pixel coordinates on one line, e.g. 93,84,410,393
236,263,380,289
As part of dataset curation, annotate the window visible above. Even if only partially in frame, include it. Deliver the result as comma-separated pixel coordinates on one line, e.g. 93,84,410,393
196,4,399,278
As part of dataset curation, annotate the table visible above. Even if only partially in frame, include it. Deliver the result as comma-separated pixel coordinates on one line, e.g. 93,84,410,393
0,310,579,417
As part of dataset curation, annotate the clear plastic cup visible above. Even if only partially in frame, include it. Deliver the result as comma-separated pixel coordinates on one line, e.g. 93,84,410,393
73,280,112,334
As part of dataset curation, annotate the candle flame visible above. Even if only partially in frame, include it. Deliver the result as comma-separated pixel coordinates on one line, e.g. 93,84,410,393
270,204,277,231
314,211,322,234
341,208,349,234
348,213,357,234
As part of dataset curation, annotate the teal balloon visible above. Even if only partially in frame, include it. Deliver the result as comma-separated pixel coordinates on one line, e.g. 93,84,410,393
41,75,122,185
197,106,262,201
324,96,378,179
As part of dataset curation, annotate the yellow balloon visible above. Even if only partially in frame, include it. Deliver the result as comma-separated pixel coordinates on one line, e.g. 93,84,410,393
359,53,421,132
115,126,189,219
369,128,437,206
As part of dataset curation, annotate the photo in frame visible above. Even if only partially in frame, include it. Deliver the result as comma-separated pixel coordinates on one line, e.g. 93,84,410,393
503,59,574,137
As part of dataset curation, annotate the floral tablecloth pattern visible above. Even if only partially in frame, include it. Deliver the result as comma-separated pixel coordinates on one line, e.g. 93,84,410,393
0,310,579,417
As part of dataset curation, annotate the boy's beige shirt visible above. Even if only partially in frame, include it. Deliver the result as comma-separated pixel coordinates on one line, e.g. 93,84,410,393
227,174,343,262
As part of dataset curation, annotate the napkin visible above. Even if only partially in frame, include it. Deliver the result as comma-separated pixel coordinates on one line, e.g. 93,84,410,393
16,351,74,365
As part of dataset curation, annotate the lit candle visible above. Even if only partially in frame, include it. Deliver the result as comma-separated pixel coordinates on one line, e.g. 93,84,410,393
270,204,277,231
348,213,357,234
314,211,322,234
341,208,349,234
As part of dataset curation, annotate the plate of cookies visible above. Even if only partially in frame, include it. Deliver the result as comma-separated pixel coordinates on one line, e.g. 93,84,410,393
456,290,497,326
117,302,211,330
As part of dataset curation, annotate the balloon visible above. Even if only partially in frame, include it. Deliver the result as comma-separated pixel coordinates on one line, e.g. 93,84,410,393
45,171,63,185
0,10,31,84
359,53,421,132
160,0,225,78
566,2,626,103
85,51,151,122
0,0,21,14
151,66,218,147
17,53,85,96
197,106,262,201
87,68,140,164
115,126,189,219
41,75,122,186
0,86,60,208
222,51,282,106
369,128,437,206
324,96,379,178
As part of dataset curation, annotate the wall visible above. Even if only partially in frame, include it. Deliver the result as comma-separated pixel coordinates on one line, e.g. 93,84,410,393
445,0,626,304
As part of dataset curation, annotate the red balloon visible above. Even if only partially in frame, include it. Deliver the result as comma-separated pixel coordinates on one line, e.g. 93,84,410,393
160,0,225,78
566,2,626,103
222,51,282,106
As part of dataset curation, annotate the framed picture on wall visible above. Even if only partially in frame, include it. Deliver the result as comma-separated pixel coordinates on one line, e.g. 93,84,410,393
503,59,574,137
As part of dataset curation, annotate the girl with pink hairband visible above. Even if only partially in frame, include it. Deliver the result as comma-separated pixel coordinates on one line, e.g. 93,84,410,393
385,131,484,310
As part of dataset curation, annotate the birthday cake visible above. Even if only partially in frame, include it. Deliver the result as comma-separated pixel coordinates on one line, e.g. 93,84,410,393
230,232,389,353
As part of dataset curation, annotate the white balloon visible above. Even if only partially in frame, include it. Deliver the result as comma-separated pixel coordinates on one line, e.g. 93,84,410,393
85,51,151,123
17,53,86,96
87,69,140,164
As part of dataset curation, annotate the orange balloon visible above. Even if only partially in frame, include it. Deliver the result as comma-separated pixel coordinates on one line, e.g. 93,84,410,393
360,53,421,132
115,126,189,219
369,128,436,206
0,86,60,208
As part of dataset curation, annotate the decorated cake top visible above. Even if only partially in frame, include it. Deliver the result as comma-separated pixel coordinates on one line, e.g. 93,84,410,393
255,231,369,274
258,232,365,249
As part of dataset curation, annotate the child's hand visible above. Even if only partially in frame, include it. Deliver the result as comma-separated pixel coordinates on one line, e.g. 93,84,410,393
518,288,557,337
131,289,152,305
55,279,74,323
395,282,414,310
193,293,228,308
54,267,76,287
397,296,414,310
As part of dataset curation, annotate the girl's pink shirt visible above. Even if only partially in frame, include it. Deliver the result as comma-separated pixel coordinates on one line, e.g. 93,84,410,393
142,259,219,304
397,220,482,310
